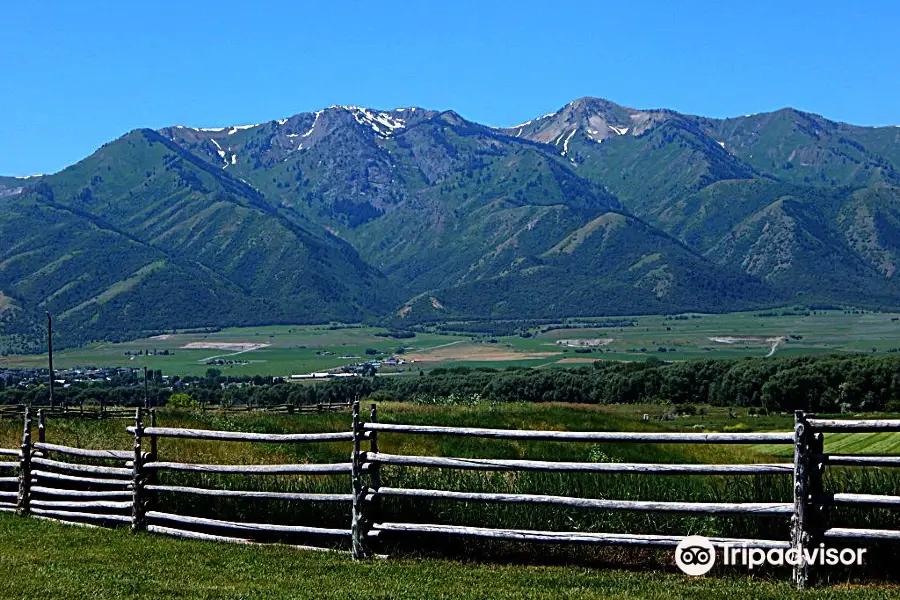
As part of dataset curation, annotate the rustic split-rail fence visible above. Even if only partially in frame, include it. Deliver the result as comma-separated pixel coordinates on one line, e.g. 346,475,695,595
0,402,350,420
1,403,899,589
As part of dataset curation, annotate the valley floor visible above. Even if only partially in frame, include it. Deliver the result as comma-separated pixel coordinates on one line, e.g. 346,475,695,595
1,514,898,600
4,309,900,377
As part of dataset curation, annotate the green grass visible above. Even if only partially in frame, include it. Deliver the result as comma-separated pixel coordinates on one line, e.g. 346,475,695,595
2,514,899,599
5,309,900,378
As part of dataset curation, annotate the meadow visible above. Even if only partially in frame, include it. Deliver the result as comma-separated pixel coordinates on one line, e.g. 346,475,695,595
3,309,900,378
4,402,900,585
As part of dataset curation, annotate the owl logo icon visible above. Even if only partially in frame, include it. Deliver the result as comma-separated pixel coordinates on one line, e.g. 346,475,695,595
675,535,716,576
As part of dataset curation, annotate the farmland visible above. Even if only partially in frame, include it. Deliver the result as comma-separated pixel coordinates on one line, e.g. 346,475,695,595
2,309,900,378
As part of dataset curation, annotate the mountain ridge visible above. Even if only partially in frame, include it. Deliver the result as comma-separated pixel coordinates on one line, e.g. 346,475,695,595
2,96,899,350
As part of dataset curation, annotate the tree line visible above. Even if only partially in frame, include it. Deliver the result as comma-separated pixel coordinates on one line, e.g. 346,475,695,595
2,354,900,413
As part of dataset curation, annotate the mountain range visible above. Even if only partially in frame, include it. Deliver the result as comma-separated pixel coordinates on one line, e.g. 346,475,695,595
2,97,899,349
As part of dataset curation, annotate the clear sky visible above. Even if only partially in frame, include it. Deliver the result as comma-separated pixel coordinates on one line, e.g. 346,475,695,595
1,0,898,176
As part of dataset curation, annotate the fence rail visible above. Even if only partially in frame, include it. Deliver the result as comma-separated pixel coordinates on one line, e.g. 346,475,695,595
4,405,900,589
362,422,794,443
0,402,352,420
199,402,352,415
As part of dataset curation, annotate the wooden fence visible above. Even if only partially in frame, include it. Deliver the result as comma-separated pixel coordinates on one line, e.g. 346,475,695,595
198,402,352,415
3,405,900,588
0,402,351,420
0,405,136,421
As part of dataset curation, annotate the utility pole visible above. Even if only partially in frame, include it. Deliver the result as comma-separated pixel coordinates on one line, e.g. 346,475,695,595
46,312,54,410
143,366,150,410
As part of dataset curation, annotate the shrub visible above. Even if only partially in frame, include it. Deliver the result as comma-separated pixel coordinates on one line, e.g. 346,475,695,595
167,392,197,410
723,423,751,433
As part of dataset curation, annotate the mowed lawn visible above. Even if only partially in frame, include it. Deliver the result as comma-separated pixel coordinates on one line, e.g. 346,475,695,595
1,515,897,600
755,431,900,458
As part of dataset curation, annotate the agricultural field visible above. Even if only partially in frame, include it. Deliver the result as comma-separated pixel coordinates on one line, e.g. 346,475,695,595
2,309,900,378
506,309,900,364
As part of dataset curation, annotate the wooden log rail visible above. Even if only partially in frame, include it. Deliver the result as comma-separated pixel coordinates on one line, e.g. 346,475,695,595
362,422,795,444
366,487,793,514
807,418,900,432
367,523,792,549
817,455,900,467
129,427,353,443
362,452,793,474
34,443,132,460
147,511,350,537
31,457,132,478
822,527,900,541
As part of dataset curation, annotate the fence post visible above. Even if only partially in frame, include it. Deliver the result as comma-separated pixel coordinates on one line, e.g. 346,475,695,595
16,408,32,517
807,425,825,586
792,410,811,589
369,403,381,534
131,407,146,534
37,408,46,444
147,408,158,513
350,398,370,559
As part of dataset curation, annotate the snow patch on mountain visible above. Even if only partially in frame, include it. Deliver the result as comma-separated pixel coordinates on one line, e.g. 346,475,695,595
227,124,259,135
302,111,322,138
339,106,406,136
561,128,577,156
210,139,228,168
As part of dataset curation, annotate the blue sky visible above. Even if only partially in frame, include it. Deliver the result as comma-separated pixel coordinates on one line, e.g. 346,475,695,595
1,0,898,176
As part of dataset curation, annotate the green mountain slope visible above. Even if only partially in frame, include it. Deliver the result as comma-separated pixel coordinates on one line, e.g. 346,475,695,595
0,130,398,349
511,98,900,308
398,211,775,321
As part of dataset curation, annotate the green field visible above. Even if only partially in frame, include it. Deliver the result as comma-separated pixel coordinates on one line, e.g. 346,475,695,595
6,515,900,600
3,309,900,378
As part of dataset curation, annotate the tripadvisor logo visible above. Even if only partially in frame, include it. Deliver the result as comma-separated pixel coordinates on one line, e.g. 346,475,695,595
675,536,868,576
